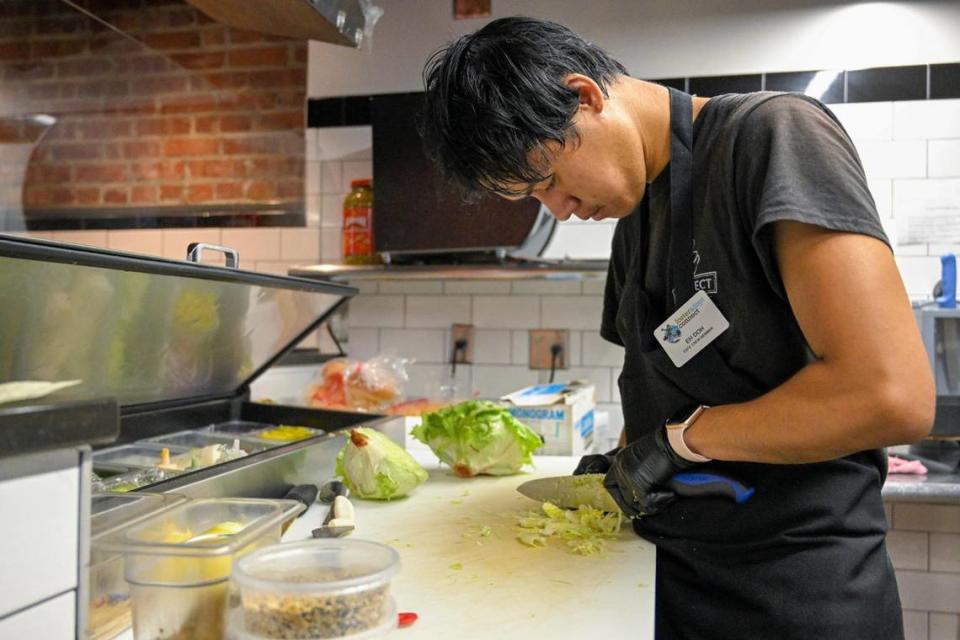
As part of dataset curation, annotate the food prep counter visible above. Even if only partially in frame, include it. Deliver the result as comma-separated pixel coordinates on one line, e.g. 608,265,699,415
111,453,656,640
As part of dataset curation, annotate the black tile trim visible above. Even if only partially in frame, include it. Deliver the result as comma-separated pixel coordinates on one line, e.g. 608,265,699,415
764,70,845,104
931,63,960,100
654,77,686,92
304,62,960,132
647,62,960,104
307,96,373,127
307,97,345,127
688,74,762,97
847,65,926,103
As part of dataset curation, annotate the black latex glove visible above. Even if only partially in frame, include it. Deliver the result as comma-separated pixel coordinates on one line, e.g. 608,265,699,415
603,427,697,518
572,447,621,476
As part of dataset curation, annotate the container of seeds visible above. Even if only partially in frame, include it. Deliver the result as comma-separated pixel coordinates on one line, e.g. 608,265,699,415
230,539,400,639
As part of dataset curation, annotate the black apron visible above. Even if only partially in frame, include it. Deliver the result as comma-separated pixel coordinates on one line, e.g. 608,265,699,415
615,88,904,640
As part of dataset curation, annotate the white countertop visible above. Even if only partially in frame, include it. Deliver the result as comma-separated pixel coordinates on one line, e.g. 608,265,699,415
282,453,656,640
114,452,656,640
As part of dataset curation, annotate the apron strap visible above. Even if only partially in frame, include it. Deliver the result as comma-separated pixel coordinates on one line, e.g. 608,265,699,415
667,87,695,313
653,88,766,403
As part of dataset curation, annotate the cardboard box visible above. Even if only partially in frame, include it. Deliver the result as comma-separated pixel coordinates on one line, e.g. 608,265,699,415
502,381,596,456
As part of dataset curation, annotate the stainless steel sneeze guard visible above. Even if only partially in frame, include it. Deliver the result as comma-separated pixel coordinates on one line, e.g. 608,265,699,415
0,235,355,409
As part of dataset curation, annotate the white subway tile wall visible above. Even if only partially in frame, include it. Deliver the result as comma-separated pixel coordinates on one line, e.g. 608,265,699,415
220,228,281,262
443,280,513,295
342,278,625,449
885,501,960,637
929,140,960,178
930,612,959,640
405,295,471,328
471,330,513,365
829,101,894,140
903,609,929,640
106,229,164,255
829,98,960,296
472,295,539,329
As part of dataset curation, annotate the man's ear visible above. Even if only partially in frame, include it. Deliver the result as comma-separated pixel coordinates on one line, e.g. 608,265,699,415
562,73,605,114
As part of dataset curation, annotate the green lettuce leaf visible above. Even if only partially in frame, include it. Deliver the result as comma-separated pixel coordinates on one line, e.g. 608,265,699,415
411,400,542,477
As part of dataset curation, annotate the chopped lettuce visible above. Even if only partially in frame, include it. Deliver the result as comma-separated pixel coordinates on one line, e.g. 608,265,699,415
412,400,542,477
515,502,622,556
336,427,428,500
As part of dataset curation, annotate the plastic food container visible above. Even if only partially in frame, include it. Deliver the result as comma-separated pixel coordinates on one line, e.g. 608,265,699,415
94,443,188,469
93,467,183,493
93,462,135,479
252,425,321,443
146,430,272,454
224,599,397,640
230,539,400,639
88,492,187,640
94,498,305,640
204,421,276,436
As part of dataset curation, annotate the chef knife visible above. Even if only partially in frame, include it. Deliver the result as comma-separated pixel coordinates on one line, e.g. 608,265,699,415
517,472,755,512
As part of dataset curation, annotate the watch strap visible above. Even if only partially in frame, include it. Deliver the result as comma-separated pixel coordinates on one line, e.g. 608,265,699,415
666,405,712,463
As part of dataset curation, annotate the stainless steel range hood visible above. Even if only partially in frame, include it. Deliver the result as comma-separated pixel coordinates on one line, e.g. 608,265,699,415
185,0,368,46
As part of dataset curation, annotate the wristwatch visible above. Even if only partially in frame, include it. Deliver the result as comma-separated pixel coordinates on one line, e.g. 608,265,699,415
665,405,712,463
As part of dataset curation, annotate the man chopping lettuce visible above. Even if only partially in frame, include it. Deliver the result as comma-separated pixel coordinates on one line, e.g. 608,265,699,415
419,16,935,640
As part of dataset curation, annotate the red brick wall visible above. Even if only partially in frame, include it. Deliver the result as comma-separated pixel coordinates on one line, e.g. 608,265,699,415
1,0,306,213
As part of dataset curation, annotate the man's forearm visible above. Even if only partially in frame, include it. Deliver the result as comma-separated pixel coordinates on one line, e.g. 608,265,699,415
682,359,933,464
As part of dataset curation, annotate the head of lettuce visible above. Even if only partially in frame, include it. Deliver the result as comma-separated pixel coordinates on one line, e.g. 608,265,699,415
336,427,428,500
412,401,542,477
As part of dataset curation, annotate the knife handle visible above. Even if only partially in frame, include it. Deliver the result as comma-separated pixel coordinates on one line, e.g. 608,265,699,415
667,472,755,504
283,484,319,517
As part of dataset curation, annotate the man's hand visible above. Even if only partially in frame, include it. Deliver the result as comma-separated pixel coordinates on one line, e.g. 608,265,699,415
572,448,620,475
604,427,698,518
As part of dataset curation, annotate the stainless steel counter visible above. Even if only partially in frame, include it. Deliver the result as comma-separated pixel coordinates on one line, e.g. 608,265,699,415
882,472,960,503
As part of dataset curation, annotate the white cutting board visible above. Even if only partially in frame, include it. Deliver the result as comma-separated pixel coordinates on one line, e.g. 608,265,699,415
284,455,656,640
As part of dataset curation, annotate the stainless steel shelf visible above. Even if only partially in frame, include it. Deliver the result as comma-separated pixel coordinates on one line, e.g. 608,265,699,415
290,261,609,281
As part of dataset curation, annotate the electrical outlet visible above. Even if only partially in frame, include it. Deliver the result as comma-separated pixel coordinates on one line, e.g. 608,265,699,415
451,324,474,365
529,329,569,370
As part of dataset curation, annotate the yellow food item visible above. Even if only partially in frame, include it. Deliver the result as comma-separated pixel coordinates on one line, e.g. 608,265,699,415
159,521,193,544
256,425,314,442
200,521,246,537
157,447,178,471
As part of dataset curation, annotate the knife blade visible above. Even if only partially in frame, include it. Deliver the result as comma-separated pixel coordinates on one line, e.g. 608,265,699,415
517,471,754,512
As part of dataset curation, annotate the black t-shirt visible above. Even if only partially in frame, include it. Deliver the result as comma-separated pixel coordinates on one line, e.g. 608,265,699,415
602,91,889,442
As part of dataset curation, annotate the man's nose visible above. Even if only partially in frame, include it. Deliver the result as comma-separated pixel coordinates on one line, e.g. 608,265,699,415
534,191,580,221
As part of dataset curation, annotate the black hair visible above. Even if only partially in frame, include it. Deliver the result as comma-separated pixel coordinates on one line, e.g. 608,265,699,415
420,16,628,199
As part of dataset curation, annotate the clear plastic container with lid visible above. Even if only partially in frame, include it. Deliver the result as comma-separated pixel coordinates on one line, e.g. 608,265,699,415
93,497,304,640
88,492,187,639
145,429,272,454
93,467,183,494
93,443,188,469
229,539,400,639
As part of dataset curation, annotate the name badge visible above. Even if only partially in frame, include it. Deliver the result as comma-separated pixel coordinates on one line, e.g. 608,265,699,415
654,290,729,367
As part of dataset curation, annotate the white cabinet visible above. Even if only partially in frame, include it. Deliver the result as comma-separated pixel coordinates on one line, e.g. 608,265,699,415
0,448,85,636
0,592,76,640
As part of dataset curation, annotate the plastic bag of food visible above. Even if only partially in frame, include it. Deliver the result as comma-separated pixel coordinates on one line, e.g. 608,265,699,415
307,354,410,412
